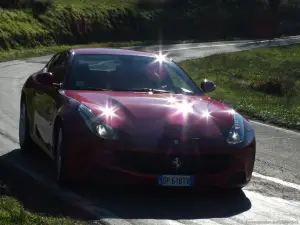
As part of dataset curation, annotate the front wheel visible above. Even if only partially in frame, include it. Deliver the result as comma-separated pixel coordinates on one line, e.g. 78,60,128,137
19,99,34,152
55,127,70,186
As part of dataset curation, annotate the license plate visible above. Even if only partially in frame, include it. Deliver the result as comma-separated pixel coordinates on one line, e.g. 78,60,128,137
158,175,194,187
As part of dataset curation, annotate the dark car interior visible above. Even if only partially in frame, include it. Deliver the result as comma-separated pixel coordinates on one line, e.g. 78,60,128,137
68,59,175,91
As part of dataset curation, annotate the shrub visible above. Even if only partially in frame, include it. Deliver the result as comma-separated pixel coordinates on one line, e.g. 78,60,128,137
0,0,21,8
31,0,54,15
0,8,52,49
249,76,296,97
2,0,300,51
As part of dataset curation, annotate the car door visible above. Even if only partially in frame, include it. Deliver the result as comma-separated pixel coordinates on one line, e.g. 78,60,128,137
45,51,70,153
32,54,60,150
33,52,69,152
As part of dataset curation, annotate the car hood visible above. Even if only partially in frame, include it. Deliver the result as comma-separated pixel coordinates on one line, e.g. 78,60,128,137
64,90,236,139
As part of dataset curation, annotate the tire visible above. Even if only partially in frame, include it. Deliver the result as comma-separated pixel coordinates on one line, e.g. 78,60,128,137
55,126,70,186
219,187,243,195
19,98,35,152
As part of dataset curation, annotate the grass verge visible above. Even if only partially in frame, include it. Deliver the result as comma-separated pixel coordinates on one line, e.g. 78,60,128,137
179,44,300,131
0,181,83,225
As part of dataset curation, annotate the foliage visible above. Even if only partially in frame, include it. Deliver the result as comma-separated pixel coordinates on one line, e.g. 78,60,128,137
1,0,298,51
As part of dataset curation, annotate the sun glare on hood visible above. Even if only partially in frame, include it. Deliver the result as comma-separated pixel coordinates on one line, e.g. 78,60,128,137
176,100,194,115
167,97,201,120
224,109,235,115
96,102,120,120
165,97,235,122
201,110,212,119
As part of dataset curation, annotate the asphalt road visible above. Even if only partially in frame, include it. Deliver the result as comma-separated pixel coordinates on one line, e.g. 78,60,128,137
1,36,300,225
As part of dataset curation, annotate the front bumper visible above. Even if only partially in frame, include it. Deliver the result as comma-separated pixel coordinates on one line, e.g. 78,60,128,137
96,149,254,188
64,125,256,188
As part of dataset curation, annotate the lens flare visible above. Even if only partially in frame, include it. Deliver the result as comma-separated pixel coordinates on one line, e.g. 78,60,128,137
96,102,120,120
101,106,116,117
154,51,168,64
166,97,213,121
167,96,177,104
177,100,194,114
201,110,211,119
170,99,196,122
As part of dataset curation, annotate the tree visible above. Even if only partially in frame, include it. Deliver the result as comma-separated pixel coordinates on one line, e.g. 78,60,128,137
268,0,282,10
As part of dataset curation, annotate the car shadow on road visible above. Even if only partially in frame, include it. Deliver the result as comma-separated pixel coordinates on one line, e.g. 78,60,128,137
0,148,252,222
75,185,252,220
0,148,95,220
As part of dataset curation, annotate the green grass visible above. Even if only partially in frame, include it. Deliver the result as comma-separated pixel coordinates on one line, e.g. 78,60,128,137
0,182,84,225
179,44,300,130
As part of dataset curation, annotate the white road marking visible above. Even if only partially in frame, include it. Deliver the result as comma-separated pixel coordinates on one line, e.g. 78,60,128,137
179,219,224,225
252,172,300,191
99,218,133,225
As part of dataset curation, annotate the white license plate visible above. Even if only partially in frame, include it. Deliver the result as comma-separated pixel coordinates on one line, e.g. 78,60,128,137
158,175,194,187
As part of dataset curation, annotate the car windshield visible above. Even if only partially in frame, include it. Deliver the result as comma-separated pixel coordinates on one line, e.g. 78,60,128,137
65,54,203,95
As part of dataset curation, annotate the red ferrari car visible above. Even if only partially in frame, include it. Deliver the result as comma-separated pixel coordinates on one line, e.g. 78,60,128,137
19,48,256,189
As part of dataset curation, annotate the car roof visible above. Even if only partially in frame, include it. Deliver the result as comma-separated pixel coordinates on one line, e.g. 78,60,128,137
70,48,158,58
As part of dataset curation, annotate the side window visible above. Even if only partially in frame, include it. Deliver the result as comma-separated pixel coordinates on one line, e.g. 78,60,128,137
48,52,69,84
45,54,59,71
164,64,191,91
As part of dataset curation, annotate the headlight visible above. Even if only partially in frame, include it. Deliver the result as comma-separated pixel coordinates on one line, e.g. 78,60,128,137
226,113,245,144
77,103,118,140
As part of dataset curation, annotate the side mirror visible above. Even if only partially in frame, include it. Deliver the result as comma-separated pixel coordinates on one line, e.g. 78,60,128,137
200,79,216,93
36,72,54,86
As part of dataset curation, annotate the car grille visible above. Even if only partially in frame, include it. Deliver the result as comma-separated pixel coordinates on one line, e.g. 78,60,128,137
116,126,235,174
117,151,235,174
118,129,226,150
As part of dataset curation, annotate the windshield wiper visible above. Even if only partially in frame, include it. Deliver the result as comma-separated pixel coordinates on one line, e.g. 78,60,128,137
79,87,171,93
125,88,171,93
85,87,110,91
